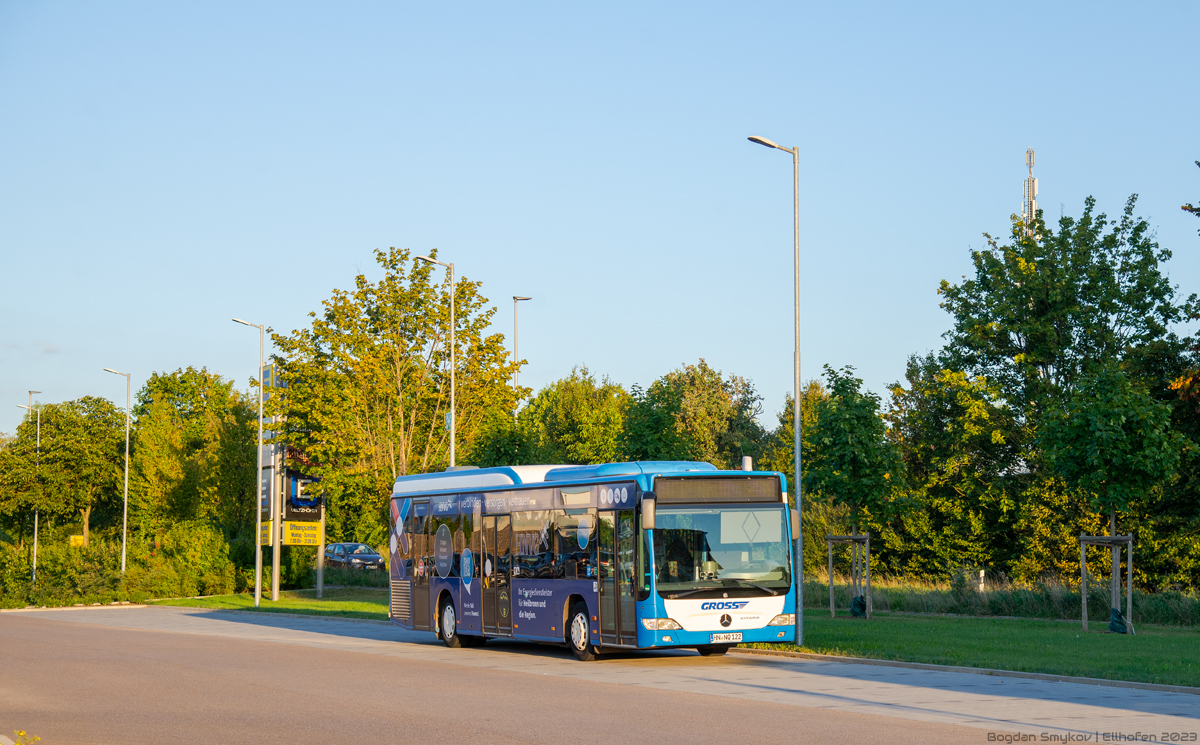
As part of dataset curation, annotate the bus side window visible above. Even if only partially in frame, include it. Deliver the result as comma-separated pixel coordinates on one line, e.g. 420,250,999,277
554,509,592,580
550,510,567,579
512,510,552,579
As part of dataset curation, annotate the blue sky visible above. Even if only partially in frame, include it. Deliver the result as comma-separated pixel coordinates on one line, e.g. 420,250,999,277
2,1,1198,435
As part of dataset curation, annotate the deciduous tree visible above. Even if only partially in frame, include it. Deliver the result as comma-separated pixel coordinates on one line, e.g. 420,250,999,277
271,247,518,544
806,365,904,529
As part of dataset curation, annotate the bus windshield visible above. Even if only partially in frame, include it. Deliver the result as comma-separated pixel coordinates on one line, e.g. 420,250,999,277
651,504,791,597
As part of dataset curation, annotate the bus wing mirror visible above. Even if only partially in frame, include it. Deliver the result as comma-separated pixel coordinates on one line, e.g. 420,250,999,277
790,506,800,538
642,492,656,531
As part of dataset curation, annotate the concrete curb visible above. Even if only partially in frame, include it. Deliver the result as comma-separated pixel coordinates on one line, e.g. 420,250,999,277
730,647,1200,696
1,603,147,613
188,608,393,626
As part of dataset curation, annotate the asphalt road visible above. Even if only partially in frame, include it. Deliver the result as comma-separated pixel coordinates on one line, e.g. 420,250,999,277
2,607,1197,744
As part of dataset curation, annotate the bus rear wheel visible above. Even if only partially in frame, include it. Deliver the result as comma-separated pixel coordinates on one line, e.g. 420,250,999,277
697,644,731,656
568,602,597,662
439,598,463,649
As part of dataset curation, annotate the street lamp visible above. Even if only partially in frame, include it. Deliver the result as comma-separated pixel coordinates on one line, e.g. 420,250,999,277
748,134,804,647
513,296,532,417
103,369,131,574
233,317,267,607
416,255,457,468
17,390,41,583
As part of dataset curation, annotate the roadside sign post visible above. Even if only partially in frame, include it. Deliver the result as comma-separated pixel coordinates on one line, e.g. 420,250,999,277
262,364,282,602
281,469,325,597
316,511,325,599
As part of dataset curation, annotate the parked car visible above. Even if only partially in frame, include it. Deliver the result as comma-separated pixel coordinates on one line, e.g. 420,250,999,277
324,542,386,570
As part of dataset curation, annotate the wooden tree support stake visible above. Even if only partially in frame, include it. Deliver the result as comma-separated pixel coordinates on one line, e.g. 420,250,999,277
826,531,871,619
1079,533,1134,634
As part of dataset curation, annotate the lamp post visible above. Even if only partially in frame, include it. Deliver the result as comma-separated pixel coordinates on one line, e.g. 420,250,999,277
17,390,41,583
103,369,131,574
513,296,532,417
416,255,456,467
233,318,267,607
748,134,804,647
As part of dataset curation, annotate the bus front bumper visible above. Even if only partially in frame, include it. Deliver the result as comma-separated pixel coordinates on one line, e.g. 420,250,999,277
642,625,794,648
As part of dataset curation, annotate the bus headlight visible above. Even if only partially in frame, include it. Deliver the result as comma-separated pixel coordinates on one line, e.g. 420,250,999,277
767,614,795,626
641,618,682,630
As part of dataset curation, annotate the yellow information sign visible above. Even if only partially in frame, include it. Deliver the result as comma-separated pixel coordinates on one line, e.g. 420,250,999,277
283,520,323,546
260,520,273,546
70,535,86,547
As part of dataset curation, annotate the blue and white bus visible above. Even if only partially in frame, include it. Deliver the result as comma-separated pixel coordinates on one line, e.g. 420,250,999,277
387,461,799,660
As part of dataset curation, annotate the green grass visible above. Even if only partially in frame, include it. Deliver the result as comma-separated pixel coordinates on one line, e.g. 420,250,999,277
749,610,1200,688
150,587,389,620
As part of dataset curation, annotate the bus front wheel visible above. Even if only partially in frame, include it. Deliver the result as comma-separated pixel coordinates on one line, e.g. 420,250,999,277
439,598,463,649
568,602,597,662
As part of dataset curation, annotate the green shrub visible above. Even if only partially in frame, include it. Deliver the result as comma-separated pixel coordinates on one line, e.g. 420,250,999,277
0,520,240,604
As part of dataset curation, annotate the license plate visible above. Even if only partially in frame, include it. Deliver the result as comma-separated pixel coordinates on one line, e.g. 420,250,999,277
710,632,742,643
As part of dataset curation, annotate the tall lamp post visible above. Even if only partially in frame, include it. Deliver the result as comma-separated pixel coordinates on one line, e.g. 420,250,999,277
17,390,41,583
103,369,132,574
512,296,532,417
233,318,266,607
748,134,804,647
416,255,456,467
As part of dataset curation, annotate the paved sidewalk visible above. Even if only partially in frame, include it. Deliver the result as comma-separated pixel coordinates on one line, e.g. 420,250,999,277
14,605,1200,739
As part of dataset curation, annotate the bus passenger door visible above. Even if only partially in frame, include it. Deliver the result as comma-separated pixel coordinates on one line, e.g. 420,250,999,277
616,510,637,645
495,515,512,635
599,510,638,646
411,500,432,631
482,516,497,634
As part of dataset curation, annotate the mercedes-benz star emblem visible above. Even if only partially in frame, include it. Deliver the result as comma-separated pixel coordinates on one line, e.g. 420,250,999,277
720,614,732,627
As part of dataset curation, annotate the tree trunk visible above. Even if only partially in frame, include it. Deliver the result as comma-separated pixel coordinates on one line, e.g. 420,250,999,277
1110,507,1118,612
82,504,91,547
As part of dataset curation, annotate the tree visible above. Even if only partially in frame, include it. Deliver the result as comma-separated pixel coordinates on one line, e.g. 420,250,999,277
624,359,765,469
1183,160,1200,235
806,366,903,529
469,367,629,467
0,414,44,549
884,355,1019,575
1043,365,1178,531
758,379,827,496
271,247,518,545
131,368,256,539
32,398,124,546
939,195,1194,428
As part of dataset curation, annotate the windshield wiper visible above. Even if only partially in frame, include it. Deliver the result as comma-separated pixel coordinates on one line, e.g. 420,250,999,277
666,580,779,599
731,579,778,596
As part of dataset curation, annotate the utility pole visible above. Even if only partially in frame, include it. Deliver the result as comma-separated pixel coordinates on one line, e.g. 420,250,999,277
747,135,804,647
513,296,532,418
18,390,42,583
103,369,132,573
417,255,456,467
233,318,266,607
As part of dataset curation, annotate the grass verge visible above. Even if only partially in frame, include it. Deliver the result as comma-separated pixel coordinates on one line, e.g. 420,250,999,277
747,610,1200,687
150,587,389,620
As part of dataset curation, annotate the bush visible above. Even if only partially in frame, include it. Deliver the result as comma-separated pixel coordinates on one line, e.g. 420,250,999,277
0,520,241,606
